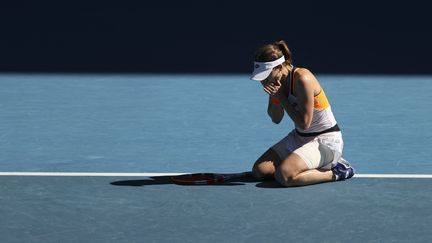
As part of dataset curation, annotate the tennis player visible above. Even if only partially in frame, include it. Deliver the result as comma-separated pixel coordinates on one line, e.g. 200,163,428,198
251,40,354,186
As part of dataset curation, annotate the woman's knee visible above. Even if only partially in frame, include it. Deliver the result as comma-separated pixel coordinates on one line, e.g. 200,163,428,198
252,162,274,180
252,148,281,180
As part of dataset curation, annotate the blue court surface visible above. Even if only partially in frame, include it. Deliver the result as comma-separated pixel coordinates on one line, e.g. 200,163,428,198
1,73,432,242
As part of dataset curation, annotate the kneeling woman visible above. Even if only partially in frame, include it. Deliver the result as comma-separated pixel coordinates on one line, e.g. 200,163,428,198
250,40,354,187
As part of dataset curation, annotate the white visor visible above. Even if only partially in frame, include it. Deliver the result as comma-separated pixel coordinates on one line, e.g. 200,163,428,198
250,56,285,81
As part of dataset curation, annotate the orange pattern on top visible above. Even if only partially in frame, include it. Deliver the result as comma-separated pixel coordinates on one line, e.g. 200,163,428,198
270,89,330,110
313,90,330,110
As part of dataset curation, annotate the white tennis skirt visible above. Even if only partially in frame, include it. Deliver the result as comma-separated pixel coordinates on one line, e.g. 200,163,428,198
271,130,343,170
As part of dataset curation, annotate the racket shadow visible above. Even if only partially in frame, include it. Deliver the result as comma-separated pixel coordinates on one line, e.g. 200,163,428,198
110,175,259,187
255,180,286,188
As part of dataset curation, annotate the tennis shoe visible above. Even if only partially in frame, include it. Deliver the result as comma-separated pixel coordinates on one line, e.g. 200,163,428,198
332,158,354,181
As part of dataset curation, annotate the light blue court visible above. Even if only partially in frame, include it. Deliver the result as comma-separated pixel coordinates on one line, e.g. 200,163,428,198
1,73,432,242
1,73,431,173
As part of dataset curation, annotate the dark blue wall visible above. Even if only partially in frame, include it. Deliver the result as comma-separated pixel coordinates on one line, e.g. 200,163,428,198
1,1,431,74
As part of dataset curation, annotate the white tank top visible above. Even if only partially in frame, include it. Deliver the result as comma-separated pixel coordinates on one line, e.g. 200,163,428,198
287,68,338,134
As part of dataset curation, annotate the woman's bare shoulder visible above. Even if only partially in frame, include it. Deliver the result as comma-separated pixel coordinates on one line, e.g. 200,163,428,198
293,67,316,83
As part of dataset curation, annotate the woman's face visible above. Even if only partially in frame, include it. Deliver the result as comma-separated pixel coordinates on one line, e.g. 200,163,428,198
263,65,284,84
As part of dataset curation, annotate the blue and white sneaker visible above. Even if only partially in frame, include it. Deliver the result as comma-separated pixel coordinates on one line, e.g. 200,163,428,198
332,158,355,181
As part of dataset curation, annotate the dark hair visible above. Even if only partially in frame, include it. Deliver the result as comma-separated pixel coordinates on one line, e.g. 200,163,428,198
254,40,293,66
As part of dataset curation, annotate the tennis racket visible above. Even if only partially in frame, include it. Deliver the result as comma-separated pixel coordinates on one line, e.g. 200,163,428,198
171,172,252,185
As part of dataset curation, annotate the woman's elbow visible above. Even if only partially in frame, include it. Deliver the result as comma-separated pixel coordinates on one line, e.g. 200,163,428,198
269,113,282,124
268,111,283,124
272,117,282,124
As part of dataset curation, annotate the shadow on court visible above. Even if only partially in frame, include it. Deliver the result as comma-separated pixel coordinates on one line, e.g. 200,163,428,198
110,175,284,188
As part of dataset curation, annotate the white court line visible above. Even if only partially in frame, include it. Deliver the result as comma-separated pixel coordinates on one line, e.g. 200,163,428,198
0,172,187,177
0,172,432,178
354,174,432,179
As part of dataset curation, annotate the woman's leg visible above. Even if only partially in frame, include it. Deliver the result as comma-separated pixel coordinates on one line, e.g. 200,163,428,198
251,148,282,180
274,153,334,187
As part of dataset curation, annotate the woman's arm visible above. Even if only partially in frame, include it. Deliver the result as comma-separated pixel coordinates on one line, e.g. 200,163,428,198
267,97,284,124
275,69,315,130
261,78,284,124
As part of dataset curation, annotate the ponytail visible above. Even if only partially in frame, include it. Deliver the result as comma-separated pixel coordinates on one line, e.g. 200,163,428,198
274,40,293,65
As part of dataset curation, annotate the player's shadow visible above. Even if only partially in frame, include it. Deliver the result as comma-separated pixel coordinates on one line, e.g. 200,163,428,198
110,175,260,187
110,174,284,188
